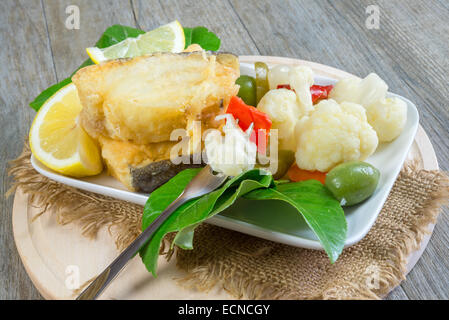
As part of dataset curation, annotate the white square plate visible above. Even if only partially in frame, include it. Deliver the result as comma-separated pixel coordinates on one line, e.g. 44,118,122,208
31,61,419,250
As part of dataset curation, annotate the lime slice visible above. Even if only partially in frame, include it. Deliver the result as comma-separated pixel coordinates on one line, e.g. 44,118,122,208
86,21,185,64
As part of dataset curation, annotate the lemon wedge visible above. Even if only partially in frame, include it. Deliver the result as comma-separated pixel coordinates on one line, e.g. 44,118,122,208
29,83,103,177
86,20,185,64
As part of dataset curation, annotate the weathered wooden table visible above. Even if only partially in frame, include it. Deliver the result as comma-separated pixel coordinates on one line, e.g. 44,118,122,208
1,0,448,300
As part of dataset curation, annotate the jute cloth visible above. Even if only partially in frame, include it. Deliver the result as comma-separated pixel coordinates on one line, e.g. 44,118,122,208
8,144,449,299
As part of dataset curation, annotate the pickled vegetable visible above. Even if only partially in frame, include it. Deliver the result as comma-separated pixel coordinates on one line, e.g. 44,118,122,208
236,75,257,106
325,161,380,206
268,64,291,90
288,164,327,184
256,149,295,180
255,62,269,104
226,96,272,153
273,150,295,179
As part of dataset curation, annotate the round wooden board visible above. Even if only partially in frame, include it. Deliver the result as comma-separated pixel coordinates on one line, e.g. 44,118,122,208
12,57,439,300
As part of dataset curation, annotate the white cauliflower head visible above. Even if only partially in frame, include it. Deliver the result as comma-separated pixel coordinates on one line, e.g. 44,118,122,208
257,88,304,151
204,114,257,176
267,64,314,114
329,73,388,106
289,66,314,114
328,77,361,104
295,99,378,172
329,73,406,142
365,97,407,142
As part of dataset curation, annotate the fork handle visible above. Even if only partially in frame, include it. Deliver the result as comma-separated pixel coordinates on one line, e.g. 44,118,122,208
76,193,186,300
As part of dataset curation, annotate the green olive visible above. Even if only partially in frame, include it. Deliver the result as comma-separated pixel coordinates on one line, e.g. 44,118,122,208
254,62,269,104
256,149,295,180
325,161,380,206
236,75,257,106
273,150,295,179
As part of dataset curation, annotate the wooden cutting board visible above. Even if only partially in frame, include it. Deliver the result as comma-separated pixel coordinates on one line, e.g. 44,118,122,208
12,57,439,300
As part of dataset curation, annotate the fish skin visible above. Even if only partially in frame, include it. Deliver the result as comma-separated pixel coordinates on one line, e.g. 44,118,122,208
130,157,204,193
98,135,205,192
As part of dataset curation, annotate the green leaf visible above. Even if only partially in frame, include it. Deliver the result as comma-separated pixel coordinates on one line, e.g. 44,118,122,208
243,180,347,263
141,168,202,229
29,24,144,111
95,25,145,49
183,28,193,49
172,223,199,250
184,26,221,51
140,169,273,277
173,174,274,249
29,77,73,111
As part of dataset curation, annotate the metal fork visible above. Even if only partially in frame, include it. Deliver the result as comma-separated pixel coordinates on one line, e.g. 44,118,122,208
76,165,227,300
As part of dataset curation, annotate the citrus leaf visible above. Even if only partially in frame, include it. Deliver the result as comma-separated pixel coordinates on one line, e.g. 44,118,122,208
139,169,273,277
184,26,221,51
243,180,347,263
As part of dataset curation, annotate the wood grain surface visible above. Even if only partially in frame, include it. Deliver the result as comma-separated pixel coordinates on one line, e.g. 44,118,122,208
1,0,448,300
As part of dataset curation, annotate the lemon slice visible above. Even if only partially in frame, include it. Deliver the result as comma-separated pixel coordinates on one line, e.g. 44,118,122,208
86,20,185,64
29,83,103,177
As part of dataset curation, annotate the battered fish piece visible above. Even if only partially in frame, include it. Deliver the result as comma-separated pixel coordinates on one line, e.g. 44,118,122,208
72,51,239,144
72,50,238,192
99,136,204,192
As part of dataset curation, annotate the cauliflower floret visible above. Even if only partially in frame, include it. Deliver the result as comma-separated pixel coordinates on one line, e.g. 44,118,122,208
267,64,314,114
295,99,378,172
329,73,406,142
268,64,291,90
289,66,314,114
205,114,257,176
358,73,388,106
257,89,304,151
365,97,407,142
328,77,362,104
330,73,388,106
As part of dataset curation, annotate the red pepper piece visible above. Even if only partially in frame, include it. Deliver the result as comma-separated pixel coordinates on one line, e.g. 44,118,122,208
277,84,294,91
226,96,272,154
226,97,253,131
248,128,268,154
310,85,333,104
277,84,334,104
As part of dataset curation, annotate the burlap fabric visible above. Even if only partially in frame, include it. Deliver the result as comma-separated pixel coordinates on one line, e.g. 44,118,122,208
8,144,449,299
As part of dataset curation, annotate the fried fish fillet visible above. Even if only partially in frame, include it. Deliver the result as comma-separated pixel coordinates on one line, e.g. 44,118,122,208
72,51,240,145
98,136,203,192
72,50,239,192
